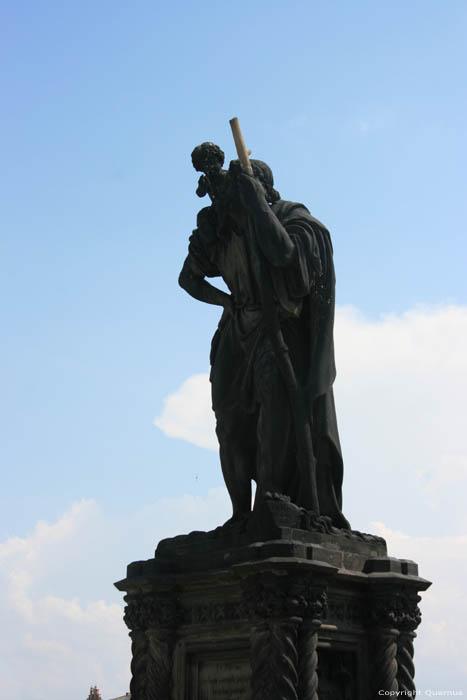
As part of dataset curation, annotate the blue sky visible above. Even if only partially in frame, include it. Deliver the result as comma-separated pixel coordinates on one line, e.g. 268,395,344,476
1,2,466,698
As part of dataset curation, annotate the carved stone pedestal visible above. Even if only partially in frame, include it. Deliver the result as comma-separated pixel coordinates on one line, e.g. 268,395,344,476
115,502,430,699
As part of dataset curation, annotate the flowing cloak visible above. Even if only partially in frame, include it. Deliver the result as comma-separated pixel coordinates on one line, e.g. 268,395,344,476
188,199,350,528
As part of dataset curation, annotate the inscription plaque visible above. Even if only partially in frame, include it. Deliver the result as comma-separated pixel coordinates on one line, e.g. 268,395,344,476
317,649,357,700
188,650,251,700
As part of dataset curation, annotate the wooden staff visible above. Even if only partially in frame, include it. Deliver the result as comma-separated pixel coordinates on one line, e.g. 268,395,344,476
229,117,253,175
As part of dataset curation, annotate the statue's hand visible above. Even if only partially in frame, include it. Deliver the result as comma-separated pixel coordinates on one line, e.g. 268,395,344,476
236,172,267,209
222,294,235,316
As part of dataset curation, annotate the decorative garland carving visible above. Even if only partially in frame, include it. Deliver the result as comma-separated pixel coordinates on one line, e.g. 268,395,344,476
244,576,292,619
394,592,420,693
366,588,424,697
397,631,416,693
298,622,320,700
327,599,365,626
397,593,422,632
368,598,398,630
146,628,174,700
243,574,326,621
371,628,399,695
367,593,400,695
127,628,174,700
242,574,311,700
297,586,326,700
367,589,421,696
251,619,299,700
124,592,179,631
182,598,249,625
368,591,421,632
124,592,178,700
242,575,326,700
128,630,152,700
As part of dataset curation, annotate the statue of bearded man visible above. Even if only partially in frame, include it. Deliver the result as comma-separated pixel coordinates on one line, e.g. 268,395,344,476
179,145,350,530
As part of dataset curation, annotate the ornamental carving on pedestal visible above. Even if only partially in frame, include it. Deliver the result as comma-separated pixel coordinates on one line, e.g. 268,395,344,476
124,591,180,632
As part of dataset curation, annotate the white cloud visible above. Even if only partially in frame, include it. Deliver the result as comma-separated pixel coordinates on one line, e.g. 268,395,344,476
333,304,467,532
372,522,467,688
154,373,217,450
0,500,128,700
155,304,467,529
0,490,231,700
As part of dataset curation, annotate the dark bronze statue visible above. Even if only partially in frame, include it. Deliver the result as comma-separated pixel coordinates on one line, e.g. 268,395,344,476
118,128,430,700
179,139,350,530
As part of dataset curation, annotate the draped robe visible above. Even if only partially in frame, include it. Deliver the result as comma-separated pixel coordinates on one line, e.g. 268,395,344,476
187,199,350,529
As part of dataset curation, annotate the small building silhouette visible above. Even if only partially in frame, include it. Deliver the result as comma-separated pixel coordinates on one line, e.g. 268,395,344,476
86,688,102,700
86,687,129,700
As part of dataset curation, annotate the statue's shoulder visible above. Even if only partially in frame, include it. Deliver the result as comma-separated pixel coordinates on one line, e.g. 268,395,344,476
188,206,220,278
272,200,329,234
190,206,218,247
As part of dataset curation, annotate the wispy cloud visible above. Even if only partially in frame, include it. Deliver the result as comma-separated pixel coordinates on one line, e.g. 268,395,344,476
154,373,217,450
0,490,231,700
372,522,467,685
333,303,467,528
0,500,128,700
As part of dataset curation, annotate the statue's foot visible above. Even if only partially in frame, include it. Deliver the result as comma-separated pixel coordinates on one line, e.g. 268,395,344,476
303,510,334,534
330,513,352,530
263,491,291,503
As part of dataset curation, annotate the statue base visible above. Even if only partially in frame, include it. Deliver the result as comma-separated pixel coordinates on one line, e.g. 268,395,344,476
115,500,430,699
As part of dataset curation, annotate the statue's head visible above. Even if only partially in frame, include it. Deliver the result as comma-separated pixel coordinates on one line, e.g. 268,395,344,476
191,143,228,201
228,158,281,204
191,142,225,174
250,159,280,204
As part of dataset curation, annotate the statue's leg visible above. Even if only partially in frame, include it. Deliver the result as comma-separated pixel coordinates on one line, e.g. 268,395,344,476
216,407,255,518
254,343,293,500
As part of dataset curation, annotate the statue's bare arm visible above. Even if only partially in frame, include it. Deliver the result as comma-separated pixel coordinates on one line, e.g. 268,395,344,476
178,256,233,313
236,173,295,266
